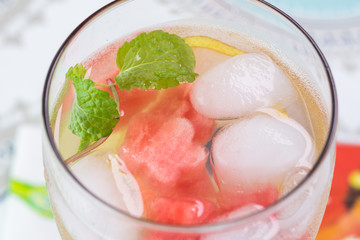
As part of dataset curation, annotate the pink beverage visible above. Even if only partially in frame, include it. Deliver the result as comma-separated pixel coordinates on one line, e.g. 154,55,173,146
42,1,337,240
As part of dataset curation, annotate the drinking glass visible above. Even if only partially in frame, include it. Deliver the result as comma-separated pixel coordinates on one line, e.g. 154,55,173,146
42,0,338,239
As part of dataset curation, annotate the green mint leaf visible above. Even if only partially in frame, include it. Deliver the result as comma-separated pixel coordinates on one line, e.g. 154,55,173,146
78,139,91,152
67,65,119,151
115,30,198,90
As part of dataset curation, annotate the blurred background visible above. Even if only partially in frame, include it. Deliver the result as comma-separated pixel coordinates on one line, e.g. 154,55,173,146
0,0,359,239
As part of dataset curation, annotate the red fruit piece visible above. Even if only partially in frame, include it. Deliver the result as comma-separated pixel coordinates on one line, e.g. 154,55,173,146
143,231,200,240
150,83,215,144
151,83,190,119
84,42,120,84
149,197,217,225
175,167,218,201
116,88,158,125
184,95,215,145
119,116,208,188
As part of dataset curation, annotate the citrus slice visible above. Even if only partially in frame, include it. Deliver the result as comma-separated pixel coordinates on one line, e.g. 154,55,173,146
184,36,246,56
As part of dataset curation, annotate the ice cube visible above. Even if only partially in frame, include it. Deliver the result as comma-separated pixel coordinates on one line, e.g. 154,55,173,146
211,109,315,188
71,151,127,210
202,204,279,240
108,154,144,218
71,151,143,217
190,53,297,119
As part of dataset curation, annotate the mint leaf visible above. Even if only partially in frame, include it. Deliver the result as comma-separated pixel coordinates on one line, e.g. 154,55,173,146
115,30,198,90
67,65,119,151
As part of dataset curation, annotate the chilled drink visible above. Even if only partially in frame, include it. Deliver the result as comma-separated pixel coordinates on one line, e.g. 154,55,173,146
42,1,337,240
48,24,331,239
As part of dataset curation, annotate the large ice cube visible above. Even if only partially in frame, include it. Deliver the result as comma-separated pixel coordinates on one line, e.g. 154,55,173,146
71,151,143,217
190,53,297,119
71,151,126,209
202,204,279,240
212,109,315,188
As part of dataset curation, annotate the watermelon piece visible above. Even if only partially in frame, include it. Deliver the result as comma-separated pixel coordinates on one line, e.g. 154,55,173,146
119,116,208,188
84,42,120,84
148,197,217,225
174,167,218,201
149,83,215,144
151,83,191,118
116,88,158,125
143,231,200,240
183,97,215,145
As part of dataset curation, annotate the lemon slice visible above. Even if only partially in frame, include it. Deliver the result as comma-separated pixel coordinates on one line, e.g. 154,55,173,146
184,36,246,56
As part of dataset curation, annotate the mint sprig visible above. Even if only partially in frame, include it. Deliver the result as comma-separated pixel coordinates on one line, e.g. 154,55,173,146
115,30,198,90
67,65,119,151
66,30,197,155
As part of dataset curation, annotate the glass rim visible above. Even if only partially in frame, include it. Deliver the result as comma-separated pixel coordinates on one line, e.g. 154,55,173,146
42,0,338,233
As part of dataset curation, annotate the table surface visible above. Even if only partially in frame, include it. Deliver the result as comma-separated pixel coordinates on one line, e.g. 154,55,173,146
0,0,359,239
